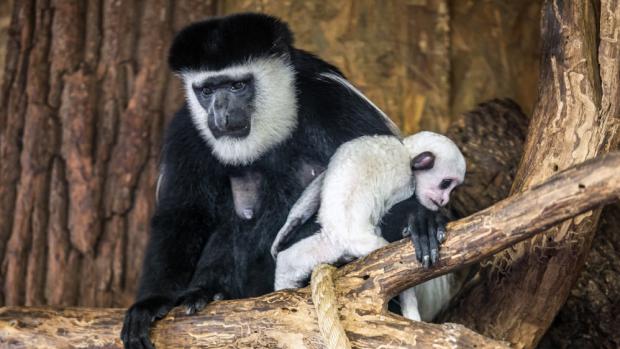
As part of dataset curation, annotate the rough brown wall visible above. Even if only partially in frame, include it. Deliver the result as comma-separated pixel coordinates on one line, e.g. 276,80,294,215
219,0,452,134
220,0,541,132
450,1,541,117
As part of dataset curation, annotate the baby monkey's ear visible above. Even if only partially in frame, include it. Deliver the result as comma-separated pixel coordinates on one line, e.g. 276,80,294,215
411,151,435,171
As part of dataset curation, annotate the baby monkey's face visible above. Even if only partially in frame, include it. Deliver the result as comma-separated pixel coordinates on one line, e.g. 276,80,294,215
413,160,464,211
415,170,462,211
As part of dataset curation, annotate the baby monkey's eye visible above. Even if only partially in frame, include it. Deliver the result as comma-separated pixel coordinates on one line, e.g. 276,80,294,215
439,179,453,190
230,81,246,91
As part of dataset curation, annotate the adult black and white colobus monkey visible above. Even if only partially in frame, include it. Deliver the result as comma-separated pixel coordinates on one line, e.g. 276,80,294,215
121,13,446,349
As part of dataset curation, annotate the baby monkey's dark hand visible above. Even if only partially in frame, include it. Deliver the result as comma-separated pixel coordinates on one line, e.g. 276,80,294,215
402,205,448,268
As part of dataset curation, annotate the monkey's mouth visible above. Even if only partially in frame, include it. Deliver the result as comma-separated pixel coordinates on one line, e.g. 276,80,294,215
429,199,441,211
209,120,251,139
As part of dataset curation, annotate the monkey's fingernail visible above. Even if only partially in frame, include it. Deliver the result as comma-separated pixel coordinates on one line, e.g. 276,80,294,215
437,230,446,242
423,255,430,268
213,293,225,301
431,249,438,263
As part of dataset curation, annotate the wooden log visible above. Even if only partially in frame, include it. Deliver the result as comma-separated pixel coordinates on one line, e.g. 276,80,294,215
1,152,619,349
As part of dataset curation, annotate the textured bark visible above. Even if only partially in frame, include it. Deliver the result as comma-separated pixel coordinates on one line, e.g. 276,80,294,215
0,305,506,349
2,153,619,348
0,0,217,308
444,1,620,348
0,0,12,84
540,204,620,349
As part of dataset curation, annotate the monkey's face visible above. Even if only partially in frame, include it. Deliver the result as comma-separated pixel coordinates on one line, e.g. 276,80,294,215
183,58,298,166
415,169,463,211
192,75,255,139
404,131,466,211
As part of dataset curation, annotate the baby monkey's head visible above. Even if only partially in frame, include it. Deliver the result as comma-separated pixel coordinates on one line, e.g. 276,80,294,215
404,131,466,211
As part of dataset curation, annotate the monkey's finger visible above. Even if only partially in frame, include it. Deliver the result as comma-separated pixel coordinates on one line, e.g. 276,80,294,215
435,213,448,243
417,216,430,268
409,224,423,262
180,288,212,315
141,337,156,349
184,298,208,315
428,216,439,265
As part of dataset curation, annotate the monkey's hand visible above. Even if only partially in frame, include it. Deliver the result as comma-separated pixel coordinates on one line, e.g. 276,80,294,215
177,286,227,315
403,205,448,268
121,295,174,349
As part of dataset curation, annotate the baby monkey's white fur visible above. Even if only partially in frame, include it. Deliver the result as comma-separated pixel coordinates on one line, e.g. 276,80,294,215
273,131,465,321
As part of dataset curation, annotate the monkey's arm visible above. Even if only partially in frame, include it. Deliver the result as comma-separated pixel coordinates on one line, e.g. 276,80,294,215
122,205,216,349
271,172,325,259
122,111,221,349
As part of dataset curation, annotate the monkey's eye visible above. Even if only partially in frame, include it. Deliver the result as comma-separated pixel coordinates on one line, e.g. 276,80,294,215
230,81,246,92
439,179,452,190
201,87,214,96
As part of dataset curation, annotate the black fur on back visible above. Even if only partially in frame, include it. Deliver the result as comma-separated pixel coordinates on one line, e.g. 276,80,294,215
169,13,294,73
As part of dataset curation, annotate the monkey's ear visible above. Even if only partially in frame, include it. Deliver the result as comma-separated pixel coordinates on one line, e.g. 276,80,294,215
412,152,435,171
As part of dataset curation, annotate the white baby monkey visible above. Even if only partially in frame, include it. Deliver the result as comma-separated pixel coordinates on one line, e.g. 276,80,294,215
271,131,466,321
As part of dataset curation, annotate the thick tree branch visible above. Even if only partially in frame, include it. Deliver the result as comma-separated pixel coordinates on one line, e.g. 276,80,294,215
0,153,619,348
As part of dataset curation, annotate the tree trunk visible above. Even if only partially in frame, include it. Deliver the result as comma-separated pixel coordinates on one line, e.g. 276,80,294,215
0,0,12,84
443,1,620,347
0,0,217,307
1,153,619,348
540,204,620,348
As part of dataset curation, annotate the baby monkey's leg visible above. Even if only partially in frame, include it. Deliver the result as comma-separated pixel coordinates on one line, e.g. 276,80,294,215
274,232,343,290
346,229,390,258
